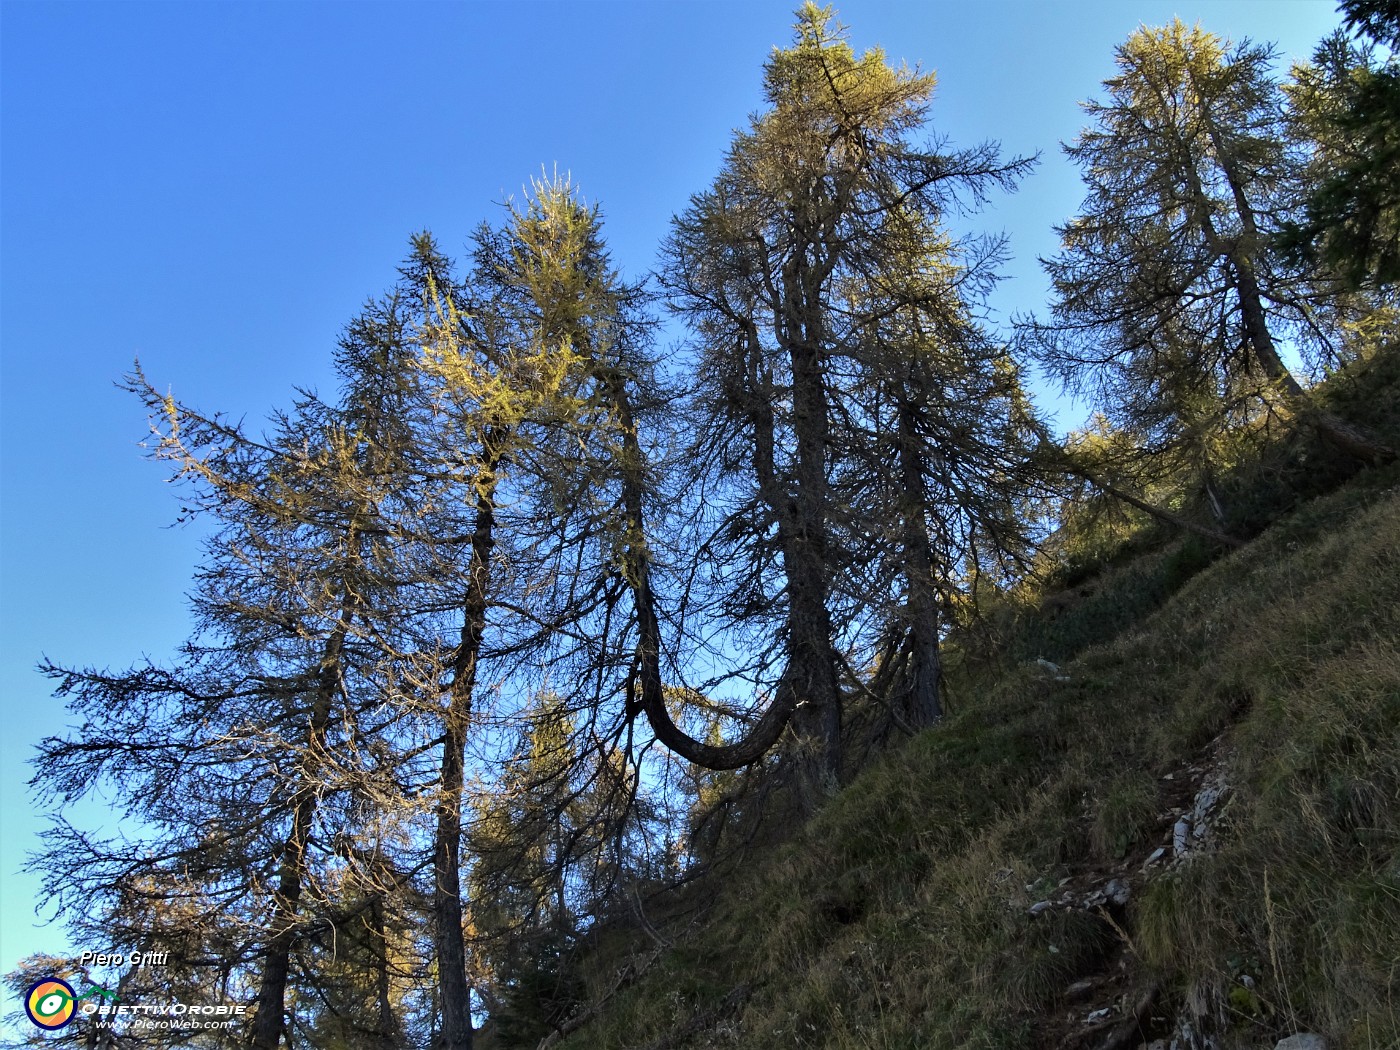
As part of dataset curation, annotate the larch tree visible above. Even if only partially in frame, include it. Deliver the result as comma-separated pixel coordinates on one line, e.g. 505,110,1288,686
838,294,1043,735
472,180,780,774
464,693,591,1044
413,186,662,1048
1030,20,1394,472
31,348,433,1050
415,251,545,1050
660,3,1033,805
460,178,694,918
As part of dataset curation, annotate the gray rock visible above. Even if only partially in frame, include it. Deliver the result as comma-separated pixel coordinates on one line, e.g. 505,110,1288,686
1029,900,1052,916
1174,817,1192,856
1105,878,1131,905
1275,1036,1327,1050
1192,780,1226,827
1064,977,1096,998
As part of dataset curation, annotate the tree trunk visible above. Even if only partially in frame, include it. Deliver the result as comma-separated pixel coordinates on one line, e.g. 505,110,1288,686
434,446,503,1050
896,400,943,729
370,895,399,1050
1235,242,1393,462
1199,108,1395,465
1028,416,1245,549
250,596,355,1050
600,334,801,771
782,288,842,807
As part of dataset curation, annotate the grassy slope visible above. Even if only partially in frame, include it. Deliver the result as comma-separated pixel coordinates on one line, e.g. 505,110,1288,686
554,381,1400,1050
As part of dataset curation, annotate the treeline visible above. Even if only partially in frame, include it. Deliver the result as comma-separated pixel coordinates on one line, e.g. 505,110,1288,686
15,3,1398,1048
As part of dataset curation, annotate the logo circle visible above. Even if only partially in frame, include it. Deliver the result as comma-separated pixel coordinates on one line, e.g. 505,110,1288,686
25,978,77,1030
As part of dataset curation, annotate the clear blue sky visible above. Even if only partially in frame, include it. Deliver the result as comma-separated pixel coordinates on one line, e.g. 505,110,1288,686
0,0,1343,1010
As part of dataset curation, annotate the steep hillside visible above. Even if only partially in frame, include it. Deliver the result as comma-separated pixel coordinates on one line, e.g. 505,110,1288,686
543,421,1400,1048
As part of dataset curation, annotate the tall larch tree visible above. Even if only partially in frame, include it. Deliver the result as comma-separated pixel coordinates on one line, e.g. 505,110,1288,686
661,3,1032,805
31,350,430,1050
414,191,639,1048
1031,20,1394,471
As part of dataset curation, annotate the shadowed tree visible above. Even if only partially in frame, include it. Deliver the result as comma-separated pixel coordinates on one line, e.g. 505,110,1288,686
31,355,433,1050
1282,0,1400,288
414,184,668,1048
660,3,1034,805
414,247,567,1050
1029,20,1394,472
